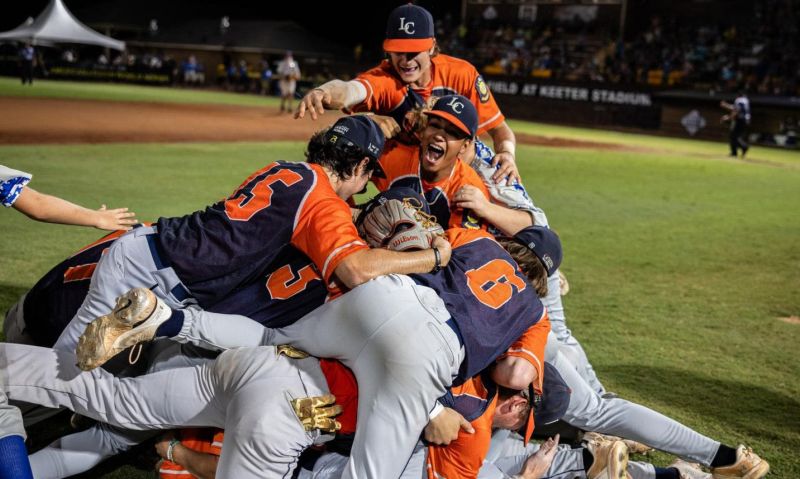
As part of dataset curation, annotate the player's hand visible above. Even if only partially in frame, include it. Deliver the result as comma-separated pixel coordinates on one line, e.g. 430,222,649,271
518,434,560,479
454,185,491,219
295,88,330,120
154,431,177,461
424,407,474,445
491,151,521,185
95,205,137,231
432,235,452,268
372,115,401,139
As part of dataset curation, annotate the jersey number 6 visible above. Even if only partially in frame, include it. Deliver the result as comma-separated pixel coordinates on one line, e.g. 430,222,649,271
225,169,303,221
465,259,527,309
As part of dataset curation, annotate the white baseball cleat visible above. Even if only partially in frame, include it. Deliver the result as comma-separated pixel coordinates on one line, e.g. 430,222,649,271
585,438,629,479
711,445,769,479
670,458,712,479
76,288,171,371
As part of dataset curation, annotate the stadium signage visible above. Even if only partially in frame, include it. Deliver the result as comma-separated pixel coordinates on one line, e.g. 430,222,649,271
486,79,652,107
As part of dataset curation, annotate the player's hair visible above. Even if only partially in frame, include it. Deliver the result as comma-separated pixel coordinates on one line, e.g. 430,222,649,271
497,238,549,298
306,128,380,180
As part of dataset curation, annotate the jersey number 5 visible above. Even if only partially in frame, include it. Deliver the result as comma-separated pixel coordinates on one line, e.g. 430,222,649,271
465,259,527,309
225,169,303,221
266,264,320,300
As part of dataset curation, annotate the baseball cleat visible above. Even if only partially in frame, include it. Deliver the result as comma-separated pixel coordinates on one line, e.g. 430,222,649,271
711,445,769,479
670,459,712,479
583,431,654,455
585,438,628,479
76,288,171,371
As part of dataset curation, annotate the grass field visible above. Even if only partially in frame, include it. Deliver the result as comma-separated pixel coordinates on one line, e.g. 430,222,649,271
1,78,799,477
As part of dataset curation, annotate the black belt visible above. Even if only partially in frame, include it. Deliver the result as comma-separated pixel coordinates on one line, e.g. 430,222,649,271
144,233,192,302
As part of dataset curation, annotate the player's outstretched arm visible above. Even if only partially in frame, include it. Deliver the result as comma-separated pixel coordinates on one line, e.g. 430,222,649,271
295,80,367,120
13,187,137,231
333,235,452,289
487,121,521,184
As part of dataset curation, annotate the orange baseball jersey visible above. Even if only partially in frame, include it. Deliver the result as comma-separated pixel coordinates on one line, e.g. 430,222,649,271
500,312,550,394
426,375,497,479
372,141,490,230
158,428,224,479
353,55,505,136
155,162,368,305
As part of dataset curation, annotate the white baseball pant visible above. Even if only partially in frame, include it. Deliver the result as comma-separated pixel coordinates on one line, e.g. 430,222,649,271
0,343,329,478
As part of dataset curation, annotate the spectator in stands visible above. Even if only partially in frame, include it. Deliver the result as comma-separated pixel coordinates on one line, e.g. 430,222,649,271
238,60,250,92
277,51,301,113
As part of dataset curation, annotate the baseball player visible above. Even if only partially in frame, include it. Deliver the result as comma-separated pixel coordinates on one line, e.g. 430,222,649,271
3,228,132,346
374,95,533,236
75,189,557,479
295,3,520,184
1,165,137,230
277,51,301,113
467,139,607,395
720,90,751,157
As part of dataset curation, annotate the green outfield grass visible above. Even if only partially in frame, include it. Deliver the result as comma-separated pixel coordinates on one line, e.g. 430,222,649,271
1,79,799,477
0,75,281,107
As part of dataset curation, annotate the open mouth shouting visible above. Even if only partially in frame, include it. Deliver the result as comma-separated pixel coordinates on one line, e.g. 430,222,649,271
423,143,446,166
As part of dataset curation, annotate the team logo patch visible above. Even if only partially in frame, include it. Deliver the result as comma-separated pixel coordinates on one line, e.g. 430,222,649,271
475,75,490,103
463,211,481,229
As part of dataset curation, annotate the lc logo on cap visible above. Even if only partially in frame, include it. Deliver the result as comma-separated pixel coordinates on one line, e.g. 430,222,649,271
447,97,464,114
398,17,415,34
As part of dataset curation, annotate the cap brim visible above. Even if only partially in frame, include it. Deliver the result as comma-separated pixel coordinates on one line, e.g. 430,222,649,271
424,110,473,138
383,37,434,53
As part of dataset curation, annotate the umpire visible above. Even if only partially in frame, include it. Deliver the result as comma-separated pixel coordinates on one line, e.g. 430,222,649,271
721,89,751,157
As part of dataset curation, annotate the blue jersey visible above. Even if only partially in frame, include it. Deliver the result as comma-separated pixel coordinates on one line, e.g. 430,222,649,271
410,228,544,385
156,162,367,306
206,245,328,327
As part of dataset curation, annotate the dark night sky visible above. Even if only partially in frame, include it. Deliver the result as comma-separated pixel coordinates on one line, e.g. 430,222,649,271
1,0,463,48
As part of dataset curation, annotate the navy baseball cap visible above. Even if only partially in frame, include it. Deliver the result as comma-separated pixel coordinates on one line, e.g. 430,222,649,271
519,362,571,444
513,226,562,276
324,115,386,161
384,3,435,53
424,95,478,138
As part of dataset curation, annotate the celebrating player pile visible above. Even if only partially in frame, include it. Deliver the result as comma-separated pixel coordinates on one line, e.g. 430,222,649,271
1,4,769,479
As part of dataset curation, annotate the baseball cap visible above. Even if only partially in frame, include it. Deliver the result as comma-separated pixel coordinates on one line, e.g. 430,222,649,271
324,115,386,161
519,362,571,444
513,226,562,276
423,95,478,138
384,3,435,53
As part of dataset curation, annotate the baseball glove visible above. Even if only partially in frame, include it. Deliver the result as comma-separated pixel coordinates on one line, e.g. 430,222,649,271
359,198,444,251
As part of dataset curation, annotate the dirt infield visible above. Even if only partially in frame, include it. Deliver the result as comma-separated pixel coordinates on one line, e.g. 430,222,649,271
1,96,633,150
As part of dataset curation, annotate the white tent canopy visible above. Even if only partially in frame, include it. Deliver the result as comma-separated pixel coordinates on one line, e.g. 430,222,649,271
0,0,125,51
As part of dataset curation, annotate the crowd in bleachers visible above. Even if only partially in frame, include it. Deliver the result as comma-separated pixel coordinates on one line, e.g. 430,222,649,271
438,0,799,96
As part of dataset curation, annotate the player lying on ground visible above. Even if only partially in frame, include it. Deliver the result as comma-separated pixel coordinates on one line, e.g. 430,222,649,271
1,165,137,231
295,4,520,183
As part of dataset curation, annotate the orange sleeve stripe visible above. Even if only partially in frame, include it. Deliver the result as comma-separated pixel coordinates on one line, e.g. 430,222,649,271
63,263,97,283
321,240,369,281
477,111,505,133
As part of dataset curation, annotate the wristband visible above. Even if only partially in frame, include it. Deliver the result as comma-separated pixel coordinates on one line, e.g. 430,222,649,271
166,438,180,463
432,247,441,273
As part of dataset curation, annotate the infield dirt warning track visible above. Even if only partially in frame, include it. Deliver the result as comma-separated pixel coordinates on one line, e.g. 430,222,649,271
0,96,636,151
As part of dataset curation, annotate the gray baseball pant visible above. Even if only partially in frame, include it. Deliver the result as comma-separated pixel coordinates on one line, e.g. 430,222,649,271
548,347,720,466
480,429,656,479
541,271,606,395
262,274,464,479
0,343,328,478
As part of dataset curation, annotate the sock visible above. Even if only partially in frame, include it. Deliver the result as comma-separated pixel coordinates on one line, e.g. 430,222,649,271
155,309,184,338
711,444,738,468
654,467,680,479
0,435,34,479
582,448,594,471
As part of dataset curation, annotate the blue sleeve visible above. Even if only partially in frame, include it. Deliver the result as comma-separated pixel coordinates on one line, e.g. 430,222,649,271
0,166,32,208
